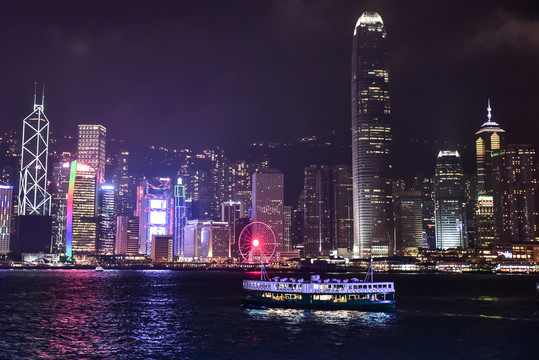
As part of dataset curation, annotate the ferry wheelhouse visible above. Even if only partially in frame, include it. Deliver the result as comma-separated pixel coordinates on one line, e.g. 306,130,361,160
242,263,396,311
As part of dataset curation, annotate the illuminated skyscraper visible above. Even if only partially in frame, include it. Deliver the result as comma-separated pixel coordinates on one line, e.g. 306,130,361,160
497,144,538,243
137,177,173,256
475,100,505,245
50,159,72,254
77,125,106,184
434,151,467,249
332,165,353,256
112,150,135,216
97,184,115,255
252,169,285,251
174,178,187,257
18,87,51,216
66,161,97,258
351,12,392,258
221,200,244,257
0,185,13,255
115,215,139,255
394,191,423,253
303,165,331,256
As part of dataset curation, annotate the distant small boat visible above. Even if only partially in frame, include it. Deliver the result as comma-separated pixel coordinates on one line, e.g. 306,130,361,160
95,266,104,272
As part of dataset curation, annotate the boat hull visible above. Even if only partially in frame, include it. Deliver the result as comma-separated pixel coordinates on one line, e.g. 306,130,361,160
242,294,396,311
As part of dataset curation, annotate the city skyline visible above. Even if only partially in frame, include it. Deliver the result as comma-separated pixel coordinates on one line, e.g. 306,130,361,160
0,1,538,181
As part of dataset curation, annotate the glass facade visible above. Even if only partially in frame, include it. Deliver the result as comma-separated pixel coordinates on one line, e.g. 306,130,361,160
351,12,392,257
66,161,97,258
434,151,467,249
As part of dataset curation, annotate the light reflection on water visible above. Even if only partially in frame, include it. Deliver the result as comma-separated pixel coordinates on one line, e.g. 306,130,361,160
0,270,537,360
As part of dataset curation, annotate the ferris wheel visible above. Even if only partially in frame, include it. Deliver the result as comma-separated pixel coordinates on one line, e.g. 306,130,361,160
238,222,277,263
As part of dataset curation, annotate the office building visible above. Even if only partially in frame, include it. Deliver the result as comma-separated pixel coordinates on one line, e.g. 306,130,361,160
475,100,505,245
221,200,244,257
66,161,97,258
332,165,353,256
151,234,173,263
97,184,115,255
0,185,13,254
77,125,106,184
18,87,51,216
351,12,392,258
497,144,538,243
434,151,467,249
136,177,173,256
252,169,285,251
115,215,140,255
201,221,230,258
174,178,187,257
394,191,423,253
183,220,204,258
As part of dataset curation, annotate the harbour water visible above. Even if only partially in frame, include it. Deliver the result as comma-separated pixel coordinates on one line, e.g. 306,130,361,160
0,270,537,359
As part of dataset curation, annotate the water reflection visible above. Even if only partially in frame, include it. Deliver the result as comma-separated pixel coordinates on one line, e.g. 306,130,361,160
245,307,395,329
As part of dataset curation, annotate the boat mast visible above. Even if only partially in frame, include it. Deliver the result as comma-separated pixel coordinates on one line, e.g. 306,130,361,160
260,255,269,281
364,255,374,282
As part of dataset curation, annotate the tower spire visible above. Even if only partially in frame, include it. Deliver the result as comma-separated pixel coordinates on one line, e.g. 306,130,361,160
33,82,37,109
41,84,45,112
487,98,492,122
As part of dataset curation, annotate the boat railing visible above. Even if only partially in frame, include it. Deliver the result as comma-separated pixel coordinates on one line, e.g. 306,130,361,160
244,280,395,293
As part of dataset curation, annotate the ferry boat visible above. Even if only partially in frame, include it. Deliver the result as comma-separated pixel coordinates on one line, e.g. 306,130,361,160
95,266,104,272
242,261,395,311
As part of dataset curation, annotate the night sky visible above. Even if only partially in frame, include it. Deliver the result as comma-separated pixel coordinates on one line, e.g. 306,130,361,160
1,0,539,180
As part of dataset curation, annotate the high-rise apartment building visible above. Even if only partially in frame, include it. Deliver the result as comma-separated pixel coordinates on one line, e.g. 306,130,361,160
252,169,285,252
475,100,505,246
66,161,97,258
97,184,115,255
0,185,13,255
434,151,467,249
351,12,392,258
77,125,106,184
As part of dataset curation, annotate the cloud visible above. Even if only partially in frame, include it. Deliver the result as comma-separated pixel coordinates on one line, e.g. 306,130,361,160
460,10,539,56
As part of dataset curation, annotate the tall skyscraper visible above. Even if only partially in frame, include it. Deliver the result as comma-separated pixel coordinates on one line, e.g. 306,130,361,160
77,125,106,184
50,159,72,254
18,87,51,216
332,165,353,255
394,191,423,253
475,100,505,246
497,144,538,243
174,178,187,257
0,185,13,255
137,177,173,256
66,161,97,258
252,169,285,252
351,12,392,258
221,200,243,257
434,151,467,249
97,184,115,255
303,165,332,256
112,150,135,216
